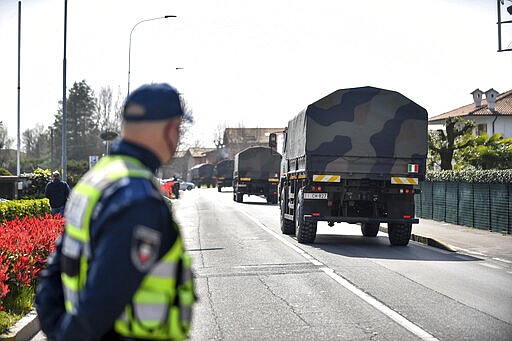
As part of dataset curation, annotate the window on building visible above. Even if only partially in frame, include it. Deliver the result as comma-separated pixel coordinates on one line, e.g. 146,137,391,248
477,124,487,135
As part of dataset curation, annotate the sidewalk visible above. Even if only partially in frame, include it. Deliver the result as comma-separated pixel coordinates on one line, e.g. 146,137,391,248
409,218,512,262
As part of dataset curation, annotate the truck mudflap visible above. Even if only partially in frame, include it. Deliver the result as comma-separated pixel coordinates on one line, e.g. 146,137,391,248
303,215,419,224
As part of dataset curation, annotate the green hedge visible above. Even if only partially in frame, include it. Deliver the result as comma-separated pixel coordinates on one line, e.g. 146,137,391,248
426,169,512,183
0,199,51,222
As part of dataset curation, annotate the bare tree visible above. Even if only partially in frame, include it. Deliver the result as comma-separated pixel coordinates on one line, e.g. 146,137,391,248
213,122,227,149
96,86,122,133
176,97,195,150
0,121,14,150
191,139,204,148
22,124,47,158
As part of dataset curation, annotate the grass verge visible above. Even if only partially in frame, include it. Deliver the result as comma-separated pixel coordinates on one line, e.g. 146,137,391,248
0,286,35,335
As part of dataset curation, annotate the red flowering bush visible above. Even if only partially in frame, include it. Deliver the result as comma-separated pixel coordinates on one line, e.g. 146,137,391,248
0,214,64,310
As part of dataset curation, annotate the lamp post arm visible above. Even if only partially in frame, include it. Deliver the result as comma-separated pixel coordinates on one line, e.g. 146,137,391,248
127,15,176,95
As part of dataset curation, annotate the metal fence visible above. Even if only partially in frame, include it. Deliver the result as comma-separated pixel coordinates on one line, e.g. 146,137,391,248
415,182,511,234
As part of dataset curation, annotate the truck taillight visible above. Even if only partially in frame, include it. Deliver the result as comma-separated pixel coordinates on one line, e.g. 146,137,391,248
312,212,320,217
311,185,323,191
403,215,411,219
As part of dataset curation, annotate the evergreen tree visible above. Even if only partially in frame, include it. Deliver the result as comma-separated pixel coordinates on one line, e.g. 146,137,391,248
52,80,103,162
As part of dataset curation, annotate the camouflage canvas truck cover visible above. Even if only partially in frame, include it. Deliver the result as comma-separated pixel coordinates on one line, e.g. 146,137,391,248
215,159,234,192
190,163,216,188
271,86,427,245
233,146,281,204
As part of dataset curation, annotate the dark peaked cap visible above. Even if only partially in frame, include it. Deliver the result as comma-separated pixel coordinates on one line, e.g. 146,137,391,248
123,83,192,122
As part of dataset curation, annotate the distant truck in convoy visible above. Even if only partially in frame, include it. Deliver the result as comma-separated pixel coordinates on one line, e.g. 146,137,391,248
190,163,216,188
215,159,234,192
269,86,427,246
233,146,281,204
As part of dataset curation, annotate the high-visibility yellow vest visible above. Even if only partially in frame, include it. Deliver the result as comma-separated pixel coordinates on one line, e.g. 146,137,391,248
61,155,194,340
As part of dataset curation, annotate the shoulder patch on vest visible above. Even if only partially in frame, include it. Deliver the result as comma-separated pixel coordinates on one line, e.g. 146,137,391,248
131,225,161,273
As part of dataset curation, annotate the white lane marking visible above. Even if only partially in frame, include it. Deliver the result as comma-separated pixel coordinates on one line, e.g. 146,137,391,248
321,267,438,341
236,208,439,341
236,208,324,266
480,263,502,270
454,247,486,257
493,257,512,264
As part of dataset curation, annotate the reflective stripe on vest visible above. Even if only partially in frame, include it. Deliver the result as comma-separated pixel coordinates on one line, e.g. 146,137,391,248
60,155,194,340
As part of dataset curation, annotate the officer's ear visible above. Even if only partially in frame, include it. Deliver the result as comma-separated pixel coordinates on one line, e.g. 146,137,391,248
164,117,181,139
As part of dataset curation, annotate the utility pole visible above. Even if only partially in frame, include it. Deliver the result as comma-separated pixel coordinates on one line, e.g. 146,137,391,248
62,0,68,180
16,1,21,178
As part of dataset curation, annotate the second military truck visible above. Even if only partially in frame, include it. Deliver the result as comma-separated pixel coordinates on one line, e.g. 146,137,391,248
190,163,216,188
215,159,234,192
269,86,427,245
233,146,281,204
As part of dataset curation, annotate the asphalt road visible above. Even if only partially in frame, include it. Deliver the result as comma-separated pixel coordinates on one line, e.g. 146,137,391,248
31,187,512,340
176,188,512,341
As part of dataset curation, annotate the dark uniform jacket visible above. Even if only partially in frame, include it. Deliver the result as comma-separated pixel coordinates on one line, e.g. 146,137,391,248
35,140,178,341
45,179,70,209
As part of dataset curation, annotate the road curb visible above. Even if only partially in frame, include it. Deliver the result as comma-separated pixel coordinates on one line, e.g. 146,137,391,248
379,226,457,252
0,310,40,341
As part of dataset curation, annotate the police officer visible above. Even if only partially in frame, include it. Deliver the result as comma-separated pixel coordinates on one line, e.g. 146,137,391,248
35,83,195,340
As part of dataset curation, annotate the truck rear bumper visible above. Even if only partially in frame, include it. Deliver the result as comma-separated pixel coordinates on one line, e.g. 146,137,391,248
303,215,419,224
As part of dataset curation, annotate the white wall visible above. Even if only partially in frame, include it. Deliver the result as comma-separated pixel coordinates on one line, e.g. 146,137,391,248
428,116,512,138
472,116,512,137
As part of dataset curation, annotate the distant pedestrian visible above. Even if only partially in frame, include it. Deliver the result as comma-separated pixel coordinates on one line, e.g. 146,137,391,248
44,171,70,216
172,177,180,199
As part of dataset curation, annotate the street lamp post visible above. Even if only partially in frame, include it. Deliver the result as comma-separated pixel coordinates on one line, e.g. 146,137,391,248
127,15,176,95
61,0,68,181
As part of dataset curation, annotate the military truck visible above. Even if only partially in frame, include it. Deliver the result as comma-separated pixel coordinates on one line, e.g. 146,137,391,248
269,86,427,245
215,159,234,192
233,146,281,204
189,163,216,188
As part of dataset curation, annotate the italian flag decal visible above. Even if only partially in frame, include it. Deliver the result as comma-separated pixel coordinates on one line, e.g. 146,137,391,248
408,164,419,173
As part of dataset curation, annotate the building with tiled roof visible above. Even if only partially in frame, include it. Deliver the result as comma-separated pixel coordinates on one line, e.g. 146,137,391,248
160,128,286,180
428,88,512,137
222,127,284,159
159,147,215,180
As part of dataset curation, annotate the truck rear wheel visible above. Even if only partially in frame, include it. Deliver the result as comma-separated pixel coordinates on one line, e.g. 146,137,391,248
361,223,380,237
295,190,317,243
280,189,295,235
388,223,412,246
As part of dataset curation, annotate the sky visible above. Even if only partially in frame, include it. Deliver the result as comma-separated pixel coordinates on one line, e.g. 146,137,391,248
0,0,511,148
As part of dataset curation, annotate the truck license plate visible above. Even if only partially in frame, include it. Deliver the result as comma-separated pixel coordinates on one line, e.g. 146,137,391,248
304,192,327,199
